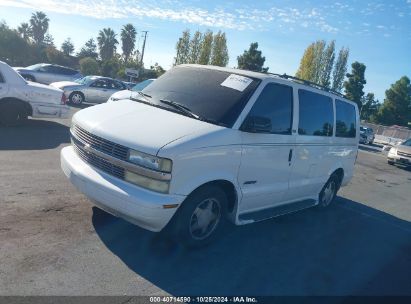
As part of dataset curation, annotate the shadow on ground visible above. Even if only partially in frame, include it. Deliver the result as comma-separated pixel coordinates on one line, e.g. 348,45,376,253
0,119,70,150
358,144,382,154
92,197,411,296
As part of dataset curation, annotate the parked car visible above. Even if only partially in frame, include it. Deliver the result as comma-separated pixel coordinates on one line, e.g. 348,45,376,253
61,65,359,247
14,63,82,85
0,61,69,126
387,138,411,167
108,79,155,102
50,76,127,105
359,126,375,144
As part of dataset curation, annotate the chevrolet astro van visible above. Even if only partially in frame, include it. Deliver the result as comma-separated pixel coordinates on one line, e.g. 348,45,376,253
61,65,359,247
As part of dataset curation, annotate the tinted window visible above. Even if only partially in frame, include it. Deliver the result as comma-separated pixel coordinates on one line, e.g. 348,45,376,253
0,72,4,83
298,89,333,136
244,83,293,134
91,79,109,88
110,80,125,90
336,100,356,138
132,79,154,91
59,67,77,75
143,66,261,127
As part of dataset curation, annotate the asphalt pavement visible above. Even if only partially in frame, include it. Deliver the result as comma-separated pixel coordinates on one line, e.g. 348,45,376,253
0,108,410,296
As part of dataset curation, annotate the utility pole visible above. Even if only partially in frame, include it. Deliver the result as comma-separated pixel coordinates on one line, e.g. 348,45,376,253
140,31,148,67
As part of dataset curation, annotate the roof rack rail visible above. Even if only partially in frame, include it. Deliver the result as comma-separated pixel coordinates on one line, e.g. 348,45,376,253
265,72,345,98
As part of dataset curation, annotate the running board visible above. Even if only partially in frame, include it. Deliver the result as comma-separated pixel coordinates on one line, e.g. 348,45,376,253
239,199,317,222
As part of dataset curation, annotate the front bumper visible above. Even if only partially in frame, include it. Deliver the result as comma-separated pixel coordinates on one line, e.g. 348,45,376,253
61,146,185,232
387,152,411,166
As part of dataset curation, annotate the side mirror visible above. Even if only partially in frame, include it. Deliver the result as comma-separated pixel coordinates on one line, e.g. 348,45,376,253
241,115,272,133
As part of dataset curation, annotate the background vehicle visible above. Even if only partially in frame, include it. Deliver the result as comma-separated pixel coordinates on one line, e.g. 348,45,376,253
359,126,375,144
61,65,359,247
387,138,411,167
0,61,68,126
14,63,82,84
108,79,155,102
51,76,127,105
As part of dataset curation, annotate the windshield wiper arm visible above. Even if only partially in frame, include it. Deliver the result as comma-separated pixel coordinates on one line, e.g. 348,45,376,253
159,99,199,119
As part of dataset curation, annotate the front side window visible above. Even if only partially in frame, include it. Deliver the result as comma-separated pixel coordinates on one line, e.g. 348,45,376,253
336,99,356,138
91,79,109,88
243,83,293,134
298,89,333,136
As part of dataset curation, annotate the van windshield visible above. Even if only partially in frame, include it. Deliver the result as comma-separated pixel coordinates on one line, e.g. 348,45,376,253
142,66,261,127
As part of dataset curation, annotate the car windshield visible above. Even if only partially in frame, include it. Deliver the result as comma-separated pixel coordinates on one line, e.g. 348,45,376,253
402,139,411,146
132,79,154,92
142,66,261,127
74,76,94,84
26,63,44,70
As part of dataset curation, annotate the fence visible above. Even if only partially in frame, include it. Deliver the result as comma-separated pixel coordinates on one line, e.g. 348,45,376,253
361,122,411,145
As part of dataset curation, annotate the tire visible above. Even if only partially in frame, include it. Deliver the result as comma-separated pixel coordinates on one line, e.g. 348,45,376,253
318,173,340,208
387,160,395,166
168,185,228,248
69,92,84,105
0,102,24,127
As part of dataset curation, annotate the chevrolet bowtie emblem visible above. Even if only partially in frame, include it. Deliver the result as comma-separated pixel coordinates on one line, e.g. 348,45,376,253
84,143,91,153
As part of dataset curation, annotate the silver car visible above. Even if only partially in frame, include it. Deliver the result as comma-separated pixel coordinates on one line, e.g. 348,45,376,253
50,76,127,105
387,138,411,167
359,126,375,144
14,63,82,85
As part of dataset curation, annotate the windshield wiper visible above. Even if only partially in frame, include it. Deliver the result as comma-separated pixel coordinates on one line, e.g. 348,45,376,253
159,99,199,119
130,91,152,103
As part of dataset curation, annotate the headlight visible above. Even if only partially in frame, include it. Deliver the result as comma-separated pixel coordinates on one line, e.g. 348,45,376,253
128,149,172,172
124,171,169,193
389,147,397,155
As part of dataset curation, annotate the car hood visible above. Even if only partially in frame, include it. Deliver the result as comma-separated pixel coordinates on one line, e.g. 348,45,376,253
397,145,411,154
110,89,132,100
50,81,82,89
72,99,223,156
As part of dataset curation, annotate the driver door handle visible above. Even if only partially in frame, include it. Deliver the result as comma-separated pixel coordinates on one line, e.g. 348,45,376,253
288,149,293,163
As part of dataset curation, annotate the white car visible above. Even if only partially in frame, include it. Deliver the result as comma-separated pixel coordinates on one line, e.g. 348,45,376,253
0,61,69,126
108,79,155,102
61,65,359,247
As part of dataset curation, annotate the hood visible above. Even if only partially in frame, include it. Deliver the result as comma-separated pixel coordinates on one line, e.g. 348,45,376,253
72,99,223,156
50,81,81,89
109,90,132,101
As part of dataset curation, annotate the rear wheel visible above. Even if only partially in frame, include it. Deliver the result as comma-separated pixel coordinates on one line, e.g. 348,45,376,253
318,174,340,208
69,92,84,105
0,102,24,126
168,185,227,248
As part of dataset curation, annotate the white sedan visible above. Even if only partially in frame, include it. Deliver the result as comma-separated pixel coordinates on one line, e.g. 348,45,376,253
108,79,154,102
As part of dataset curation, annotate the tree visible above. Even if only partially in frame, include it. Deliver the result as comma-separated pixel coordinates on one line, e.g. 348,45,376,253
188,30,202,64
101,57,121,78
43,33,55,47
97,28,119,61
320,40,335,88
360,93,379,120
374,76,411,126
150,62,166,77
198,30,213,65
29,11,49,45
121,24,137,63
77,38,98,59
17,22,31,42
210,31,229,67
332,47,349,92
0,22,33,66
174,29,190,65
295,42,316,81
79,57,100,76
237,42,268,72
61,38,74,56
344,61,367,110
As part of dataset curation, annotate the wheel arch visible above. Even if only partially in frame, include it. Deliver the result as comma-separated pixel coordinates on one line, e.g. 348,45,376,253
0,97,33,117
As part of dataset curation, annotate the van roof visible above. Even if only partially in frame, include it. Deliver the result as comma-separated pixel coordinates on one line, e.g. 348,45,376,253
180,64,352,104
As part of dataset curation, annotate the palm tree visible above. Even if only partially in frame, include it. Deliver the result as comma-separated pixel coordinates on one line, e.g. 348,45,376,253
17,22,31,42
97,28,119,61
29,11,49,45
120,24,137,63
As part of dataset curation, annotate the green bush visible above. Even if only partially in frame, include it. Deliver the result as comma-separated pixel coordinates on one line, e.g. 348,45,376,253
79,57,100,76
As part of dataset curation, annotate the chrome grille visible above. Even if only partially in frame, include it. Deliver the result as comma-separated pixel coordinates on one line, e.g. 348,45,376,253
72,139,125,179
73,125,129,160
398,151,411,158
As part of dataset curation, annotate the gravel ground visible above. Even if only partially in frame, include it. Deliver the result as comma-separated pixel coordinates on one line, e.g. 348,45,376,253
0,108,410,296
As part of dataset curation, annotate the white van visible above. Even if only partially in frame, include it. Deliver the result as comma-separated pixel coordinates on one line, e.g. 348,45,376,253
61,65,359,247
0,61,69,126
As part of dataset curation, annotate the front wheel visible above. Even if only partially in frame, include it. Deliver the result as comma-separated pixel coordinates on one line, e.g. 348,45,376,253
168,185,227,248
318,174,340,208
69,92,84,105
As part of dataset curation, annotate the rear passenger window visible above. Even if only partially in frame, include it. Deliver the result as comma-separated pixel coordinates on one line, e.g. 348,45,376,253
298,89,333,136
245,83,293,135
336,99,356,138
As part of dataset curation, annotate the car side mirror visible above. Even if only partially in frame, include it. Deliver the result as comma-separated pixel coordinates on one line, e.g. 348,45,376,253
241,115,272,133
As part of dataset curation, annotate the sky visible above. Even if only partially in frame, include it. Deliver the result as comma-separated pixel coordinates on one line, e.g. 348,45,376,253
1,0,410,101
